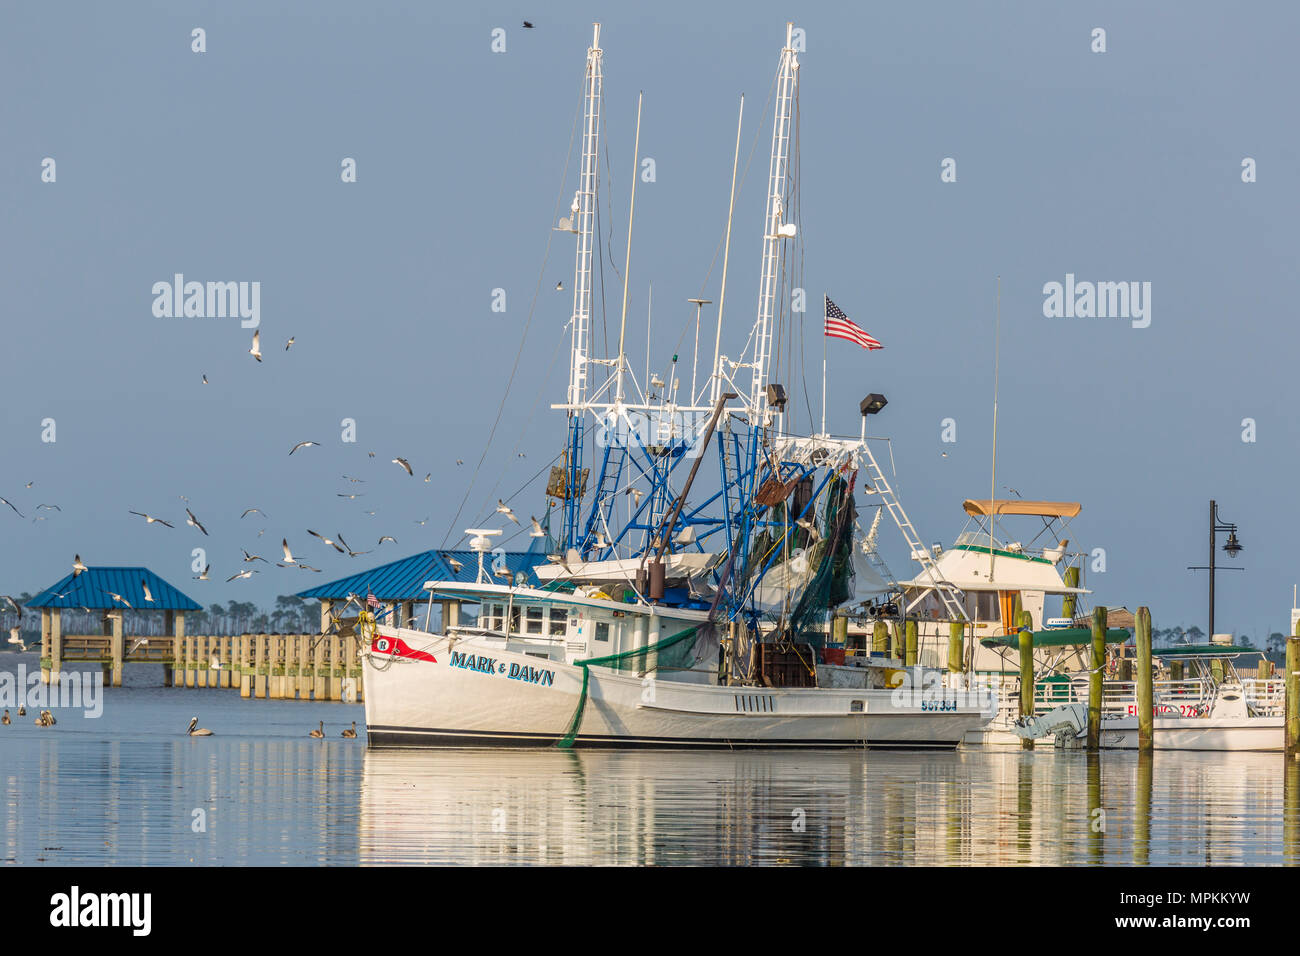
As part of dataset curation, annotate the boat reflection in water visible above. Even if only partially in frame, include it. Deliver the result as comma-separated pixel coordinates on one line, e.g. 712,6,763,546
358,747,1300,866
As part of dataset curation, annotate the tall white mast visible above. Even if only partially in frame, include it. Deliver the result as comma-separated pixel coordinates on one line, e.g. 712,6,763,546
748,22,798,418
567,23,603,411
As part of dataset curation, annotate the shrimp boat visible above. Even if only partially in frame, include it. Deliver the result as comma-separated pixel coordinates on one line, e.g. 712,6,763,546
360,22,995,749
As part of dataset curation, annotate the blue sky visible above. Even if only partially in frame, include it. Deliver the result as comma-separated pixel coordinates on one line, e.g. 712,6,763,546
2,2,1297,640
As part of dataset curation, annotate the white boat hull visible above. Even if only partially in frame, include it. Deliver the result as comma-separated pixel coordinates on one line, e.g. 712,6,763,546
363,626,992,749
964,716,1283,751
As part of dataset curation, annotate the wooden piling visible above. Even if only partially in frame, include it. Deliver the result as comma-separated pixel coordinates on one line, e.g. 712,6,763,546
1170,659,1183,682
270,635,286,699
1286,633,1300,758
254,634,268,699
948,620,964,674
1061,566,1080,620
313,631,327,700
1135,751,1153,865
109,611,123,687
220,636,233,689
185,635,197,688
344,633,359,702
1088,606,1107,751
239,635,252,698
1258,659,1271,682
872,620,888,656
1286,754,1300,864
1017,611,1034,751
1136,606,1153,752
329,635,344,700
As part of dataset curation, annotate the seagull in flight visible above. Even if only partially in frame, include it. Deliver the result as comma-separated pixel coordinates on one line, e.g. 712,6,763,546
308,529,345,554
226,569,258,582
377,536,397,547
202,374,208,384
446,556,464,573
241,549,267,564
36,504,61,512
104,590,132,608
73,555,87,576
392,457,413,476
341,475,365,483
285,336,295,351
185,507,208,536
249,330,262,362
336,534,370,558
141,581,154,603
530,516,546,538
496,500,519,524
129,511,175,528
337,493,364,499
195,565,210,580
289,441,320,455
0,496,23,518
240,508,268,519
280,538,296,565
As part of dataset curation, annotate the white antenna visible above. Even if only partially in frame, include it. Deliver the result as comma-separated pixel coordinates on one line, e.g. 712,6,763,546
711,95,744,405
989,275,1001,581
747,22,798,418
615,91,644,403
566,23,603,412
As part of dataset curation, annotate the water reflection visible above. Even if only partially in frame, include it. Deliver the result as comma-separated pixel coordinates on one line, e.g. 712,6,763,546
357,748,1298,866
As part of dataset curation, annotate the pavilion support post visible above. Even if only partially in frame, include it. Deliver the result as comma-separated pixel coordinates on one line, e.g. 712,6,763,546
101,612,113,687
50,609,63,686
1088,606,1108,751
320,599,333,634
1136,607,1154,752
110,610,124,688
40,609,51,684
185,634,196,688
1018,611,1034,751
162,610,175,687
206,629,219,688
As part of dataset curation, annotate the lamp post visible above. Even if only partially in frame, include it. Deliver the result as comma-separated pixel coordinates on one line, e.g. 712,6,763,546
1187,499,1244,642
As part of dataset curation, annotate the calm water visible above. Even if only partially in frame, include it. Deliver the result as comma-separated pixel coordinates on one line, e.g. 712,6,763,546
2,653,1298,865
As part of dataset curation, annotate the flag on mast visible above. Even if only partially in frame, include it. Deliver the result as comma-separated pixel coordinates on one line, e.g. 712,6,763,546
824,297,882,350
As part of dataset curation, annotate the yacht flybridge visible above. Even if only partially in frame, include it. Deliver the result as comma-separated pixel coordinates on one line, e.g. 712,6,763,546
361,23,995,748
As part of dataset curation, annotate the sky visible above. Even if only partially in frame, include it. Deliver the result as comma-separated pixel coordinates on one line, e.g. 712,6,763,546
2,2,1297,641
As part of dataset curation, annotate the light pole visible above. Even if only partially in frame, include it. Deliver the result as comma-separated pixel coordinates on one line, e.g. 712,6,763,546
1187,499,1244,642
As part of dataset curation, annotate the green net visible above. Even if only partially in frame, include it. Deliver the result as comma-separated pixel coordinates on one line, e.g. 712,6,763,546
784,474,855,644
555,625,701,749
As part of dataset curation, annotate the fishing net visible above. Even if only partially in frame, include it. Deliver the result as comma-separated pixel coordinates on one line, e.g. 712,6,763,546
556,625,703,748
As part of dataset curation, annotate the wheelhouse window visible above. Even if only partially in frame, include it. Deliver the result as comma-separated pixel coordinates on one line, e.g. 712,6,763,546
525,606,545,635
549,608,568,636
595,621,610,643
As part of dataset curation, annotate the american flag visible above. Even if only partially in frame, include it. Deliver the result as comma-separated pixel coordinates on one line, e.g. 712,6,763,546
366,588,380,610
824,297,882,350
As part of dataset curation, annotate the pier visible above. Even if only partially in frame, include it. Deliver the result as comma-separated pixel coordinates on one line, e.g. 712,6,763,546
24,565,363,701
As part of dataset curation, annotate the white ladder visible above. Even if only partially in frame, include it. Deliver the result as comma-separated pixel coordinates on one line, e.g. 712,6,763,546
860,443,967,622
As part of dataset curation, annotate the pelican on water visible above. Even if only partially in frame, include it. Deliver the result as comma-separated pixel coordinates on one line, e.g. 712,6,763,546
187,717,213,736
309,721,325,738
341,721,357,738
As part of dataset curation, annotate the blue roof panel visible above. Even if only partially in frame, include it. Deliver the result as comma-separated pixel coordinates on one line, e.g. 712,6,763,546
295,548,551,602
25,567,203,611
